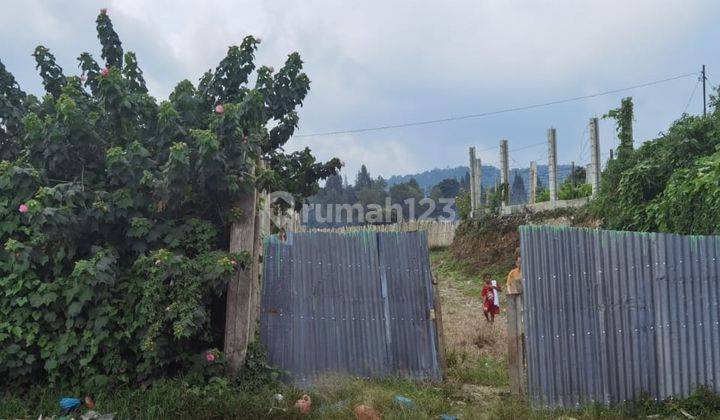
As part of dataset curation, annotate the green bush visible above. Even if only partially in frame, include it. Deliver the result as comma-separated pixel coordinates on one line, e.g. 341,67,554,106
0,10,339,387
535,187,549,202
558,182,591,200
455,189,470,220
591,109,720,234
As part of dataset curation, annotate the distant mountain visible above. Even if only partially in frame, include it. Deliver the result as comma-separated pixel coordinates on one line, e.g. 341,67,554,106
387,164,575,195
386,166,474,192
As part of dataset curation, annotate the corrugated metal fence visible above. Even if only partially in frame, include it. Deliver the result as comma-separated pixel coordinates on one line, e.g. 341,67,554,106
260,230,443,387
520,226,720,407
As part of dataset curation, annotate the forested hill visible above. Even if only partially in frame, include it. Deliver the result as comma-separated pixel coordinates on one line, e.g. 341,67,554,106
387,164,573,192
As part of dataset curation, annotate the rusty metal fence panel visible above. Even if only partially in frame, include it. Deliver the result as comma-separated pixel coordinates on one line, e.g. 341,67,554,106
520,226,720,407
260,230,442,387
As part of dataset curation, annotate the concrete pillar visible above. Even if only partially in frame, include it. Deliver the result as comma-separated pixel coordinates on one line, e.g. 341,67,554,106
529,161,537,203
468,147,477,217
473,156,482,209
588,117,601,197
500,139,509,206
547,128,558,202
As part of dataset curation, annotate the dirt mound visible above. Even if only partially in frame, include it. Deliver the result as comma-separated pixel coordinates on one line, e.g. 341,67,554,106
451,208,597,277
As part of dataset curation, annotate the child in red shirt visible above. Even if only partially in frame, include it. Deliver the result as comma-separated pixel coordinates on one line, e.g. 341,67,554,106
481,273,501,322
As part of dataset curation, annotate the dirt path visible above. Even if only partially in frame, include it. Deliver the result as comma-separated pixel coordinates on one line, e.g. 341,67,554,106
430,250,510,408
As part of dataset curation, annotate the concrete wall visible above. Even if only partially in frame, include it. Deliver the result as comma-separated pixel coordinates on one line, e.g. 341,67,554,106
500,197,589,215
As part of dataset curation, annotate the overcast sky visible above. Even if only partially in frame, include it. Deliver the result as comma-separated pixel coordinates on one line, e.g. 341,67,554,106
2,1,718,180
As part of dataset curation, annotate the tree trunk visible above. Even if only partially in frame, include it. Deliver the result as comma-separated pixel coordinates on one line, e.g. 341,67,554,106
224,184,258,374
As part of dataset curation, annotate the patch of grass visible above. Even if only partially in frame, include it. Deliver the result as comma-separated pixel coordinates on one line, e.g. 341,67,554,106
431,248,509,298
0,377,294,420
4,377,720,419
312,375,474,419
448,354,509,387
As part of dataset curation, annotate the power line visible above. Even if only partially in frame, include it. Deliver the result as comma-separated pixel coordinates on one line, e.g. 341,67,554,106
510,141,547,153
682,79,701,115
470,139,545,156
297,71,699,138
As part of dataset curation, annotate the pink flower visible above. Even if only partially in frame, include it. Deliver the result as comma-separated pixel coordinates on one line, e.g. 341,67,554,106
100,67,109,77
18,204,29,213
80,74,87,83
231,260,238,267
100,8,107,15
215,104,224,114
206,352,216,362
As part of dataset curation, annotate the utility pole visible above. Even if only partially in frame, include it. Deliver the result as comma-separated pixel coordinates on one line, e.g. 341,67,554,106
474,157,482,209
547,128,558,203
529,161,537,204
468,147,477,218
589,117,601,197
500,139,509,207
702,65,707,116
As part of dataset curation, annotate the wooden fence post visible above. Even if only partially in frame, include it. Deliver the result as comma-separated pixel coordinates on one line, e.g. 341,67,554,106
507,293,526,396
431,275,447,378
224,178,259,374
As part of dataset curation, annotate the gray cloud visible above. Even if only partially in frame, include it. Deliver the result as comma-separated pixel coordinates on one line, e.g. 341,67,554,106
1,0,718,179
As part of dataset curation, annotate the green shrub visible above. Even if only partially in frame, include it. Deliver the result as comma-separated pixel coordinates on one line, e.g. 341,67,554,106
558,182,591,200
591,107,720,234
0,10,339,387
455,189,470,220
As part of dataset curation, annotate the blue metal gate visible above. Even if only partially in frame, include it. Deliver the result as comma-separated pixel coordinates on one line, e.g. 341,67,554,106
260,230,442,387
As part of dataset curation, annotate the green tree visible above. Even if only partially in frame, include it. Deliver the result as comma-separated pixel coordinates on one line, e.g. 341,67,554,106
355,164,372,190
557,167,591,200
358,176,387,208
0,10,339,387
509,173,527,205
389,178,423,220
429,178,460,201
604,97,634,160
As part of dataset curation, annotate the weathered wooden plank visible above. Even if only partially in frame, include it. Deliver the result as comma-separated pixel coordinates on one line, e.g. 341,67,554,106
224,182,257,374
507,293,526,396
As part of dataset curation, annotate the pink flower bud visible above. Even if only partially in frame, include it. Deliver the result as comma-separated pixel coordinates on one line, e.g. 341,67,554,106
206,352,216,362
100,8,107,15
18,204,29,213
80,74,87,83
215,104,224,114
100,67,109,77
231,260,238,267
